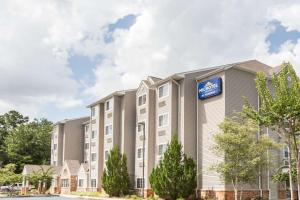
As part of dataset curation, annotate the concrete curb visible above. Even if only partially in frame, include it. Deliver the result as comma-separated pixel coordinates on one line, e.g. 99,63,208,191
60,194,124,200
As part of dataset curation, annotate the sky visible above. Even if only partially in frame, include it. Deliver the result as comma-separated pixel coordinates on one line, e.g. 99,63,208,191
1,0,300,122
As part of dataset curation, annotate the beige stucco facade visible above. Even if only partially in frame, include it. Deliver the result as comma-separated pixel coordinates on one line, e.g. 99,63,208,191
87,89,137,188
51,117,89,166
196,61,280,200
134,77,161,193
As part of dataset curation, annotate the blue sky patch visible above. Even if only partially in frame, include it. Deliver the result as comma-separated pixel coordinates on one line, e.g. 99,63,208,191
266,21,300,53
68,54,102,86
105,14,137,43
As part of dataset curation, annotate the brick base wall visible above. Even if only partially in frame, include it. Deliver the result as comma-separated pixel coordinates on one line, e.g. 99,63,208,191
278,190,298,200
70,175,77,192
51,186,60,194
135,189,154,198
199,189,269,200
21,187,29,195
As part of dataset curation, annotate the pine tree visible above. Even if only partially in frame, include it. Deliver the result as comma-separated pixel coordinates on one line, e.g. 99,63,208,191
149,136,196,200
102,146,130,197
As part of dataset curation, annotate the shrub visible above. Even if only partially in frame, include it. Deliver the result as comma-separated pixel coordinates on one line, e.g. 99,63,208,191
149,136,197,200
102,146,131,197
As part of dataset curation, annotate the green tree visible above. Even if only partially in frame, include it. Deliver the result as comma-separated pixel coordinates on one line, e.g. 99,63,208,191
0,164,22,185
272,165,297,184
243,62,300,200
102,146,130,197
149,136,197,200
27,166,54,193
5,119,53,172
211,114,277,200
0,111,29,166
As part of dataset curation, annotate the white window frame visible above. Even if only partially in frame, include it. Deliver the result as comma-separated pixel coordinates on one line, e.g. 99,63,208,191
91,153,97,162
61,179,69,187
104,150,109,161
105,99,112,111
91,179,96,188
91,107,96,117
78,179,84,187
91,130,97,139
137,121,145,133
158,83,169,99
84,143,89,150
137,147,144,160
105,124,113,136
158,113,169,128
157,143,167,157
138,94,147,106
136,177,144,189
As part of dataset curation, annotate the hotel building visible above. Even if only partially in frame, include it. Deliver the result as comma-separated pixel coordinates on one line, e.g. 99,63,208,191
48,60,286,200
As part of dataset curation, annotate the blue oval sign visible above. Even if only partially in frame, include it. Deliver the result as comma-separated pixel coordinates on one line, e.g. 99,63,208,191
198,77,222,100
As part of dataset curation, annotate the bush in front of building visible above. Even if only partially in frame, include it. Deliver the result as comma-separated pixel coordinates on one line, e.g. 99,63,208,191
149,136,197,200
102,146,130,197
26,166,53,193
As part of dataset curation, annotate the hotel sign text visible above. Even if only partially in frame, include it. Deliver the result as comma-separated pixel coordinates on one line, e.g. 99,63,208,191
198,77,222,100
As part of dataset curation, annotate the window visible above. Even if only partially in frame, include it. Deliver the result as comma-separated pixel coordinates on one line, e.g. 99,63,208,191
105,150,109,161
52,179,57,187
85,143,89,150
136,178,144,189
53,144,57,150
91,130,96,139
106,100,111,111
91,179,96,188
158,113,169,128
105,125,113,135
284,145,289,158
138,94,146,106
85,125,89,132
158,144,167,156
91,107,96,116
137,148,144,159
91,153,97,162
283,145,289,165
52,161,56,166
78,179,84,187
61,179,69,187
158,83,169,98
137,123,144,132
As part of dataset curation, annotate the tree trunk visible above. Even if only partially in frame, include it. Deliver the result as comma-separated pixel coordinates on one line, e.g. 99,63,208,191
288,145,295,200
234,188,238,200
297,153,300,200
232,179,238,200
239,187,243,200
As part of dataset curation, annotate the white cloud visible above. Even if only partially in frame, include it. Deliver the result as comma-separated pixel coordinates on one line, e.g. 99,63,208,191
1,0,300,119
88,0,300,99
0,0,141,118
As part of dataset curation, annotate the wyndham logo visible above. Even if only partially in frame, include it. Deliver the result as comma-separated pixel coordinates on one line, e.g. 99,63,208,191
198,77,222,100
